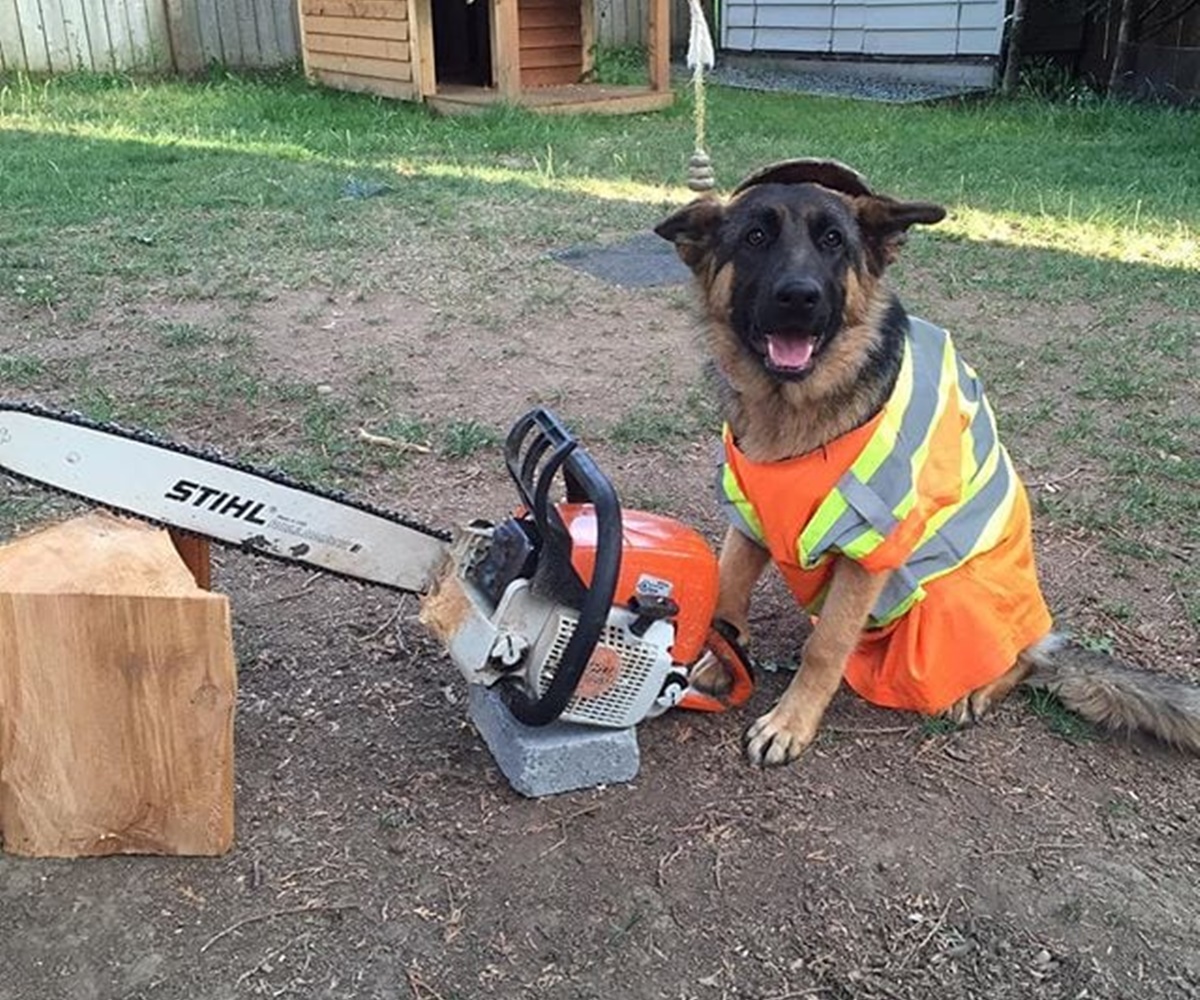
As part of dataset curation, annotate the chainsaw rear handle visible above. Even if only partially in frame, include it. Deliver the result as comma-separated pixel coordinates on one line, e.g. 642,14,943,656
500,408,623,727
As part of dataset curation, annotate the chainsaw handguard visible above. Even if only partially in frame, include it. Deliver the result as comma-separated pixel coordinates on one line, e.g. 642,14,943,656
499,408,622,727
679,619,756,712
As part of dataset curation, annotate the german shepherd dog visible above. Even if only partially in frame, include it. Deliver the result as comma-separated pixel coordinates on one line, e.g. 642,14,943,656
656,159,1200,766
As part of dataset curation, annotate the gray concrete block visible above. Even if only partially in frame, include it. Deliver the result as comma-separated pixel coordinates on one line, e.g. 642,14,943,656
468,685,640,797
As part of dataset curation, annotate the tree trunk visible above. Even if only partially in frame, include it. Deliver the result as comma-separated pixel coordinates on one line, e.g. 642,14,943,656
0,512,236,858
1108,0,1139,96
1001,0,1029,94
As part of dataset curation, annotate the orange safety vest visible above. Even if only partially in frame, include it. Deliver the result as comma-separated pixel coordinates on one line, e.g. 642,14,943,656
720,317,1053,714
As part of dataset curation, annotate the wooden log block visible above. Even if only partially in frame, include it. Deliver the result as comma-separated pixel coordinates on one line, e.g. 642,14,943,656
0,511,237,858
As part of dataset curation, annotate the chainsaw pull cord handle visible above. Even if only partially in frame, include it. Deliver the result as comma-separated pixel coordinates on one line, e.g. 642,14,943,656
501,408,623,727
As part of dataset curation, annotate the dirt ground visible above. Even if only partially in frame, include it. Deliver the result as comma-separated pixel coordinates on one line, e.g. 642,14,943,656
2,252,1198,1000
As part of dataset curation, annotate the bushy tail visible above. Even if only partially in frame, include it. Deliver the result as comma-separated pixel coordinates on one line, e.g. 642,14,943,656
1023,634,1200,754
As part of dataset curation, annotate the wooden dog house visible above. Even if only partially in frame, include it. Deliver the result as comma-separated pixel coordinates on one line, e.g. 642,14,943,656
299,0,673,114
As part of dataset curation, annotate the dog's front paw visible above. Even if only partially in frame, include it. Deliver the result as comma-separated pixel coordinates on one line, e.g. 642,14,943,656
689,650,734,697
744,708,817,767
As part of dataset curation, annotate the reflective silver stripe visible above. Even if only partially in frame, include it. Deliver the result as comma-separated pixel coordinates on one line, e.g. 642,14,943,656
853,318,947,514
840,473,899,538
958,355,998,473
869,447,1017,624
871,566,924,625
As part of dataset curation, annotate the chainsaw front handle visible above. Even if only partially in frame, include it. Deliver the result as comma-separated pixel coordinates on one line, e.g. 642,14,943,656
500,408,622,727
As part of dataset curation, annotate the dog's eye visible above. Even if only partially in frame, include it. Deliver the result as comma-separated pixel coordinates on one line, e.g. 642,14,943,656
744,227,767,248
821,229,844,250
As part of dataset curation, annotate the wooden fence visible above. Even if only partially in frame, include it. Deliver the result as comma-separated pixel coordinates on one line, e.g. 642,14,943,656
595,0,691,48
0,0,688,74
0,0,299,73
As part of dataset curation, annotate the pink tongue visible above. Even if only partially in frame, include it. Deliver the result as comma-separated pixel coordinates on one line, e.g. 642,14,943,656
767,335,816,369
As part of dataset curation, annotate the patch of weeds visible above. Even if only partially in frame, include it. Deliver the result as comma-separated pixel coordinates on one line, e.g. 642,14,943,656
156,321,212,349
920,716,959,738
1077,631,1116,655
1076,355,1162,403
1054,898,1084,925
1102,533,1159,565
1104,797,1139,818
1099,600,1133,621
302,398,349,455
380,415,431,447
619,489,671,514
1145,320,1196,361
1022,687,1097,745
378,807,417,829
5,269,63,307
271,449,341,487
442,420,499,459
1172,568,1200,629
1101,909,1132,930
590,45,649,86
191,358,263,406
76,385,118,423
609,405,690,449
273,378,321,403
0,354,47,387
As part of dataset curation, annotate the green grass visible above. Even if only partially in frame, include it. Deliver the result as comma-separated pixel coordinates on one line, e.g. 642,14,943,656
1023,688,1098,745
442,420,500,459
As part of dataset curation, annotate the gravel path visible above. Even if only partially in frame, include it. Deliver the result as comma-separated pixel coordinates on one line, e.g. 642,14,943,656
679,60,990,104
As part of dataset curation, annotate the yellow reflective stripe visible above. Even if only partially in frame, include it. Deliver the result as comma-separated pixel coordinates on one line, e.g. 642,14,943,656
852,336,915,485
721,462,766,544
798,487,849,564
836,522,888,562
798,337,916,563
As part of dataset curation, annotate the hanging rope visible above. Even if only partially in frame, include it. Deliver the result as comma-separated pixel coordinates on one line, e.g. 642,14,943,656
685,0,716,193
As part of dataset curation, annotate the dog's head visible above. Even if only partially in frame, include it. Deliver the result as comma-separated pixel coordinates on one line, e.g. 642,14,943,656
655,159,945,383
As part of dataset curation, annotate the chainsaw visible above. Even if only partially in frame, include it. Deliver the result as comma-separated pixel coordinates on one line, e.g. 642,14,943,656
0,402,753,729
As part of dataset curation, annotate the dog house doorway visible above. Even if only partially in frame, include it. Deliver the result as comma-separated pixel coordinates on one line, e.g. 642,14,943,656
432,0,493,88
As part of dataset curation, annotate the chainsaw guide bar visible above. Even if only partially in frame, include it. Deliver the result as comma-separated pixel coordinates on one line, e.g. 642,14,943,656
0,400,451,594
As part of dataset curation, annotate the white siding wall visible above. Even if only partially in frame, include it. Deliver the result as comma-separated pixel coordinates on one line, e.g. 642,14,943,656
722,0,1004,58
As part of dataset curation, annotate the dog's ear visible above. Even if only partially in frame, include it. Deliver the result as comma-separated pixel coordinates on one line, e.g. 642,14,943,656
852,196,946,273
654,197,725,272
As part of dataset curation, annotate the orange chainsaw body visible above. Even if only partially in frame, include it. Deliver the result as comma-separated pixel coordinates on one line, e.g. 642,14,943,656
557,504,719,668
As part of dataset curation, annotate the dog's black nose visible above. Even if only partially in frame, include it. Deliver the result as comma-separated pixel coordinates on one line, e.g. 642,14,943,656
774,278,823,311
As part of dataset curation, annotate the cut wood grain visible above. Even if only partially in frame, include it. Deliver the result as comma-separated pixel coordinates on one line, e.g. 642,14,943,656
0,512,236,858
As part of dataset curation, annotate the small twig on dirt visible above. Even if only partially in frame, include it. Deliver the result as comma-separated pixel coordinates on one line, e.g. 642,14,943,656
713,846,724,891
357,427,432,453
760,989,829,1000
657,844,684,889
901,898,952,968
362,598,408,642
1027,466,1084,492
200,902,359,954
826,725,914,737
269,571,328,603
533,803,603,859
925,757,990,789
407,967,447,1000
970,841,1086,858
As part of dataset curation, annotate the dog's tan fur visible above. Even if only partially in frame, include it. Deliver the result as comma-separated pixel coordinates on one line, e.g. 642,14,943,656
659,161,1200,765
